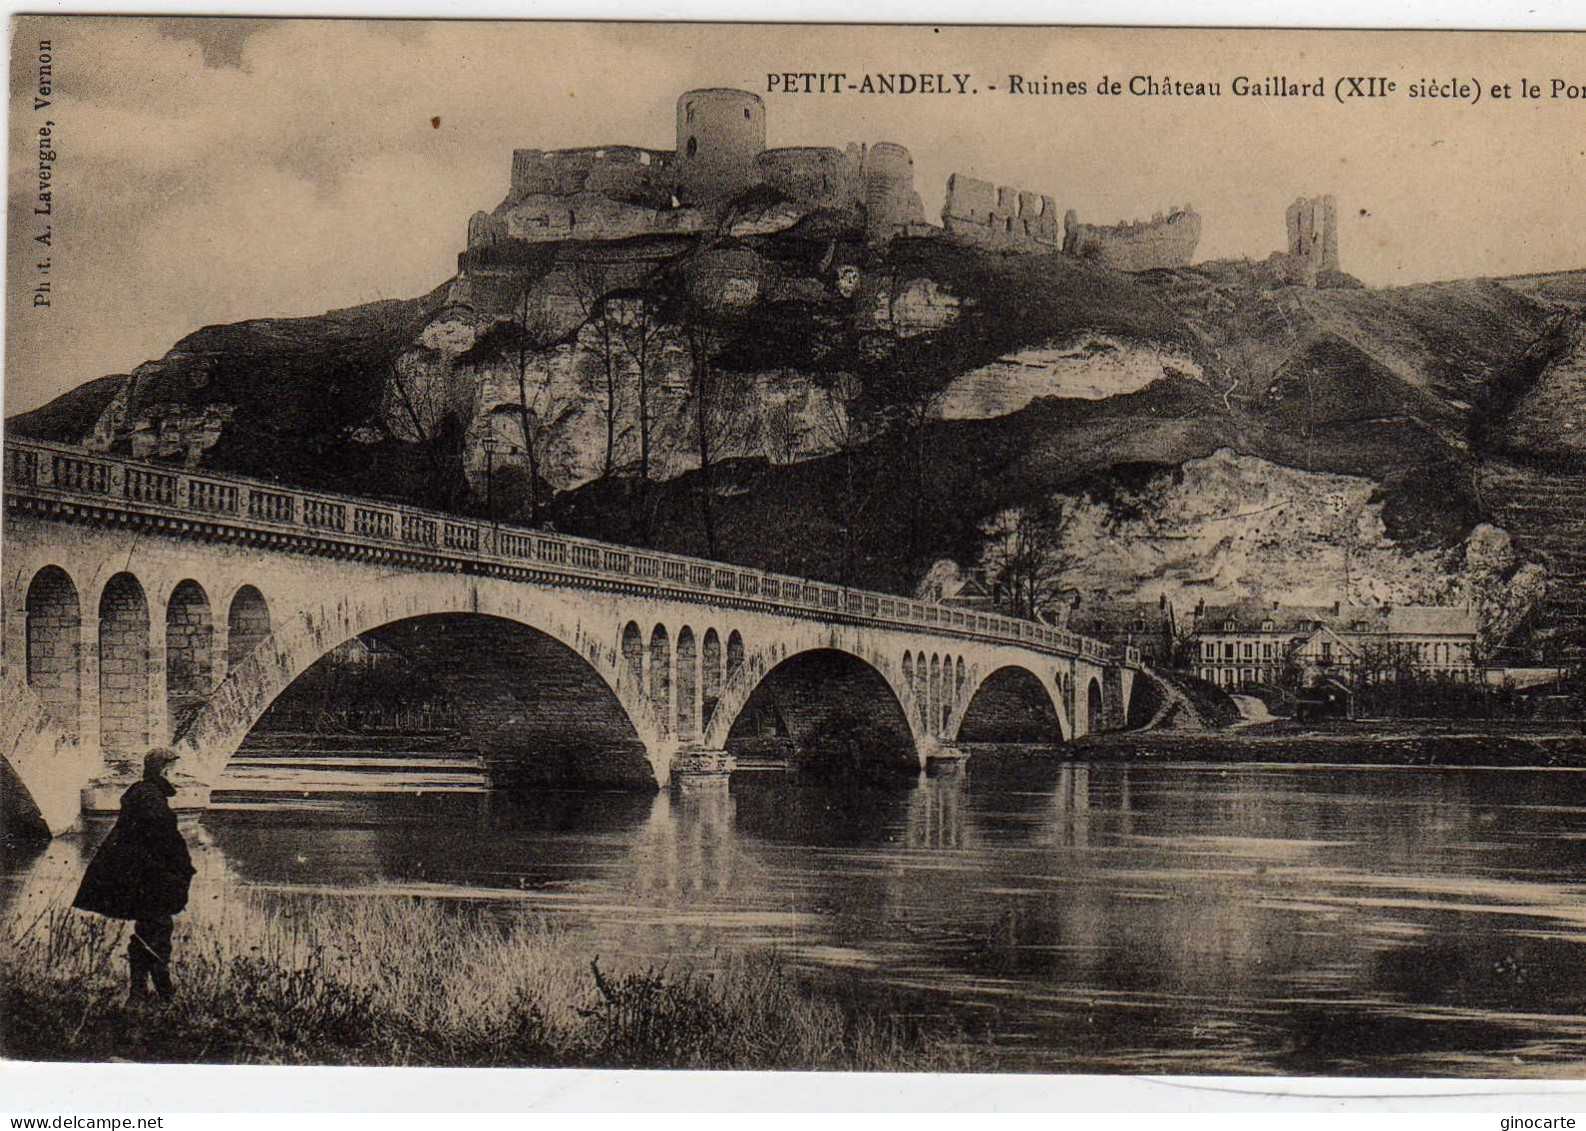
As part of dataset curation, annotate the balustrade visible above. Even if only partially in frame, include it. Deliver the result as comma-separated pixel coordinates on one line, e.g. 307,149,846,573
354,508,394,539
249,489,294,524
52,454,111,494
124,469,176,506
188,480,239,515
6,438,1123,664
401,514,437,547
302,499,345,531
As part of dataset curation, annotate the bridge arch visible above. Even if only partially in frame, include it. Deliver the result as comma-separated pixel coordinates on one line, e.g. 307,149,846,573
621,621,644,688
649,624,671,736
25,565,82,740
701,628,723,729
950,663,1069,745
1087,677,1104,735
165,579,215,741
224,585,272,674
171,582,672,791
708,647,923,773
97,572,151,759
676,626,698,739
357,614,655,790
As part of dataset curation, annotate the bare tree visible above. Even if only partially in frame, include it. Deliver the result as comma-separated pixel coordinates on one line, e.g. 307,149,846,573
888,378,949,589
568,263,625,482
680,297,760,560
616,293,672,544
813,371,882,587
978,504,1072,622
458,289,575,526
761,388,806,467
1169,611,1203,671
375,348,474,509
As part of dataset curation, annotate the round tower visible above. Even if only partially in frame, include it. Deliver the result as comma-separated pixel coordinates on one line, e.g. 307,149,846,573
675,88,765,205
862,141,917,242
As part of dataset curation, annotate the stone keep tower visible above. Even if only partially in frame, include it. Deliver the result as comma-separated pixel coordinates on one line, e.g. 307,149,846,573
1285,194,1340,278
675,88,766,205
862,142,922,243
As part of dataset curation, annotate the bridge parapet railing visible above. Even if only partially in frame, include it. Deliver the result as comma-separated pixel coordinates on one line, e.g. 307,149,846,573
4,437,1124,664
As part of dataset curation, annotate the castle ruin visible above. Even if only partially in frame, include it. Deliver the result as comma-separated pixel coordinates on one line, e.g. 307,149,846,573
1061,207,1202,271
464,87,929,261
940,174,1061,252
1267,194,1341,286
463,86,1213,275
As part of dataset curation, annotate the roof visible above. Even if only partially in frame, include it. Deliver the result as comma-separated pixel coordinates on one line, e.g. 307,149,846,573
1386,605,1478,636
1193,602,1341,634
1193,602,1475,639
1070,601,1174,637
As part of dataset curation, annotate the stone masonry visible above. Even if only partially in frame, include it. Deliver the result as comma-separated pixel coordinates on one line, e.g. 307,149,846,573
4,441,1135,835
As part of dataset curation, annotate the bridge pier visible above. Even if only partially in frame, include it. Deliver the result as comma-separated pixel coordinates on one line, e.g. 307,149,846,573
82,768,211,817
670,748,735,793
924,744,969,775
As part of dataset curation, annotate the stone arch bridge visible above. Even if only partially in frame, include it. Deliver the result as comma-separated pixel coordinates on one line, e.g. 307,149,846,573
3,439,1138,836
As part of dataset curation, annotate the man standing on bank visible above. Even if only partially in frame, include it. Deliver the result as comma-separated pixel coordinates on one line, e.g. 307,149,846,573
73,747,197,1001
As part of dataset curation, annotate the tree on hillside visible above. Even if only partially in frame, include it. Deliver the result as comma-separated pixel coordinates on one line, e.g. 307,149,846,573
568,262,627,483
680,297,761,560
1169,612,1204,671
457,288,576,527
616,292,674,545
813,371,884,588
978,504,1073,622
388,349,468,510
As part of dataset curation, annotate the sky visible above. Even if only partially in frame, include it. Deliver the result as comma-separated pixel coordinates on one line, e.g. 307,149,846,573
5,18,1584,414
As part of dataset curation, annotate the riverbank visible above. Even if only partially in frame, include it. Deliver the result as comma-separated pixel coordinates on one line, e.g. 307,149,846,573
1069,718,1586,768
1,886,969,1069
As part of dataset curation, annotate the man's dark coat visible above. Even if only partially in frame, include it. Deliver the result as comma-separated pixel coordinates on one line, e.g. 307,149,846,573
72,779,196,920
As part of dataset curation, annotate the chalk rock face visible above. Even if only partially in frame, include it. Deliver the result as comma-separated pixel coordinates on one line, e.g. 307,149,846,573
687,246,768,308
864,276,961,337
940,335,1204,418
88,377,235,467
420,314,478,353
1043,449,1516,623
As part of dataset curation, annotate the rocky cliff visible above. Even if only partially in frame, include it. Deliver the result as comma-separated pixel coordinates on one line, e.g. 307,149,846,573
11,226,1584,654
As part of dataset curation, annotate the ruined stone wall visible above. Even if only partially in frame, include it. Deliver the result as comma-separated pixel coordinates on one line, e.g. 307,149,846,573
1061,207,1201,271
467,211,508,250
941,173,1060,253
497,193,707,245
509,146,676,208
480,90,937,249
753,145,862,209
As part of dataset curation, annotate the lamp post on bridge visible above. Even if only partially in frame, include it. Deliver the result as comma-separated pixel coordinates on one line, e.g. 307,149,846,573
482,433,498,549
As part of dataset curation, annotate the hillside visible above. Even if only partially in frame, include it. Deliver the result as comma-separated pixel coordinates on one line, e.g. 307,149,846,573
9,234,1584,653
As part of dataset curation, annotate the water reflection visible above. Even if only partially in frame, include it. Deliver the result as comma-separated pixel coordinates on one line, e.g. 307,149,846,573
7,761,1586,1076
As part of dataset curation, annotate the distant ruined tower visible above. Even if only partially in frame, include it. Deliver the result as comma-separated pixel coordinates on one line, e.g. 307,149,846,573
1284,194,1340,282
862,142,923,243
675,88,766,205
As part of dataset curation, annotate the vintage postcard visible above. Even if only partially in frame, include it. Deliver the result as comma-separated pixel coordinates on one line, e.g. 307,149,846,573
3,17,1585,1082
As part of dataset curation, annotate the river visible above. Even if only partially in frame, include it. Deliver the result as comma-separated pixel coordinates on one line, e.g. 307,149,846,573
8,759,1586,1076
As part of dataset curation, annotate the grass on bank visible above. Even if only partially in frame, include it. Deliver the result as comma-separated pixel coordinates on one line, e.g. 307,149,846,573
1,888,969,1070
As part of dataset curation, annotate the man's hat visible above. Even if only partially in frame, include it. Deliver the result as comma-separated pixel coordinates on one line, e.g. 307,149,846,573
143,747,181,772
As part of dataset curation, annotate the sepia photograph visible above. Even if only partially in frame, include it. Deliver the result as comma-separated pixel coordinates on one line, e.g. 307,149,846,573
3,15,1586,1087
